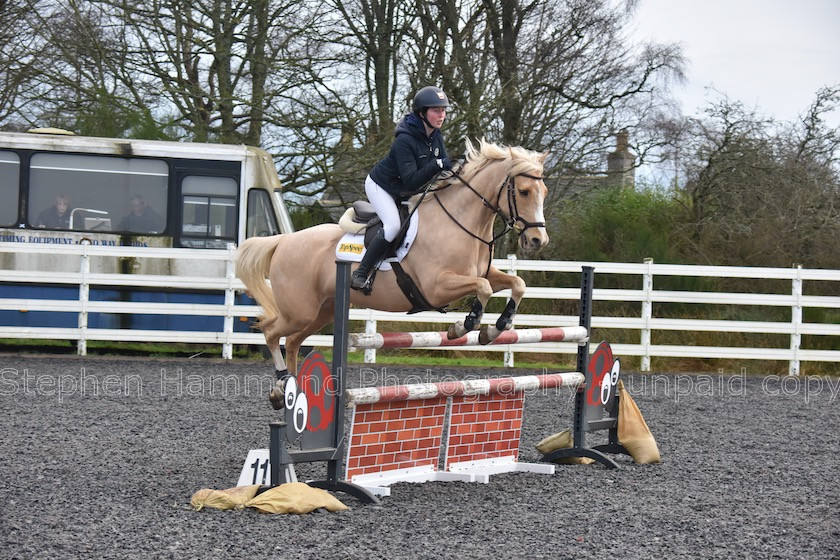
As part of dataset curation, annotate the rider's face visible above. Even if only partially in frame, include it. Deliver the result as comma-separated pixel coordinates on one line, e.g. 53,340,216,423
425,107,447,129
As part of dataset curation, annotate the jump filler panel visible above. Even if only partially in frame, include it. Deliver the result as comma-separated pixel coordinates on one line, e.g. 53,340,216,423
345,373,583,497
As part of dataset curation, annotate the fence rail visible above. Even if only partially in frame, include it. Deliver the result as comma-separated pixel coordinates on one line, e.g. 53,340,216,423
1,242,838,375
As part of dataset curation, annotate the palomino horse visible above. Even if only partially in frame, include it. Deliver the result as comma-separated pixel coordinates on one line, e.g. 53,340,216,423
236,138,549,406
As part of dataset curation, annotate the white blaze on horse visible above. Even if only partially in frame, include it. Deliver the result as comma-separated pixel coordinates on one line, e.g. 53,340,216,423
236,138,550,407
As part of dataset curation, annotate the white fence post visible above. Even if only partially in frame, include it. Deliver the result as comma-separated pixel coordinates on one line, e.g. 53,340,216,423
789,264,803,376
504,254,518,368
222,244,236,359
640,258,654,371
364,310,377,364
77,240,91,356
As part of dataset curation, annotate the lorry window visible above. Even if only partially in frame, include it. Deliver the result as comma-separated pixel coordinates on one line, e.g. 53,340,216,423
246,188,279,238
0,151,19,227
27,153,168,232
180,175,237,248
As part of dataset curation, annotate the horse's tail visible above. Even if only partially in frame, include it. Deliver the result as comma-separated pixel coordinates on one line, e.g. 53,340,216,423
235,235,282,321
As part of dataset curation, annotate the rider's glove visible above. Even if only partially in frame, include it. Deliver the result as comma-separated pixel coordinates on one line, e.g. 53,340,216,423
436,158,453,171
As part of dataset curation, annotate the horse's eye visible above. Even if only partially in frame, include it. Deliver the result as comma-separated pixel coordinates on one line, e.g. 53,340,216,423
518,189,529,197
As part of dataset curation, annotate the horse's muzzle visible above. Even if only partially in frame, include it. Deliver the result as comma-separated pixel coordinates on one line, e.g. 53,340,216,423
519,229,549,252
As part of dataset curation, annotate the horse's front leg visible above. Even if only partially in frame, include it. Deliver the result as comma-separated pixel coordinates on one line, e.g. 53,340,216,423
449,297,486,339
478,265,527,344
427,271,494,340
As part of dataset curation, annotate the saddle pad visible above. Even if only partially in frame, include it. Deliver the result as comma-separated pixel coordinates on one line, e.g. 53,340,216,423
335,211,419,271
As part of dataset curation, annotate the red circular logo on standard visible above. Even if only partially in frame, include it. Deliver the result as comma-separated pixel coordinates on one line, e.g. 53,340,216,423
285,352,336,433
585,341,620,409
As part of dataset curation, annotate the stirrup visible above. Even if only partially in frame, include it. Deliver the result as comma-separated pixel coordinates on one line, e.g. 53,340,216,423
350,270,369,289
351,269,376,295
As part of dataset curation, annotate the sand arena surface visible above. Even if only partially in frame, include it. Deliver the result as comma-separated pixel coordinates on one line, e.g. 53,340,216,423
2,355,838,559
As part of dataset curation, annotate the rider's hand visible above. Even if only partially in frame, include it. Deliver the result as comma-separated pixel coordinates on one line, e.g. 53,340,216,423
437,158,453,171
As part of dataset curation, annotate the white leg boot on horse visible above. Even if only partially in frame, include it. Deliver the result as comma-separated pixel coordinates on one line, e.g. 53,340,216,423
236,139,550,408
266,336,292,409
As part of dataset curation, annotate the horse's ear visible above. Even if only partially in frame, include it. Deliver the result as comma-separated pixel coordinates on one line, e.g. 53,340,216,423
538,151,548,164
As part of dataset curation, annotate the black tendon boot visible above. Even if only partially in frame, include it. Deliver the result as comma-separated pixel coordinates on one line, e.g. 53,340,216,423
351,230,391,291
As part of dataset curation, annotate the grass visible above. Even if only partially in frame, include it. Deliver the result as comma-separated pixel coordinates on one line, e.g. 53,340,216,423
3,338,836,376
0,338,568,370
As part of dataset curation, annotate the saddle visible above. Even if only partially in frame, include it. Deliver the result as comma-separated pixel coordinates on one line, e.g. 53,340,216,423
338,200,412,255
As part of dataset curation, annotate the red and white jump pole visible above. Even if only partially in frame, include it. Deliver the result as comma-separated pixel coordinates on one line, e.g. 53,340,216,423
348,326,588,350
345,371,585,405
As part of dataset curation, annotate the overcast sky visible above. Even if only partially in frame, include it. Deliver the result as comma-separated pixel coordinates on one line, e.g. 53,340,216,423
631,0,840,127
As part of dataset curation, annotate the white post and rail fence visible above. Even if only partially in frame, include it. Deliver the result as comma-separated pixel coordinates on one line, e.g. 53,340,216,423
1,242,838,375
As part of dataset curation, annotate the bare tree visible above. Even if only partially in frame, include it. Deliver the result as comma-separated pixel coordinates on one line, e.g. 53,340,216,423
328,0,411,142
677,89,840,268
96,0,303,144
0,0,45,128
404,1,684,178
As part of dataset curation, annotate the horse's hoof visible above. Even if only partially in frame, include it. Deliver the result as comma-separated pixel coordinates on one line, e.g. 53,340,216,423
479,325,495,345
480,325,506,345
447,322,466,340
269,389,283,410
269,377,286,410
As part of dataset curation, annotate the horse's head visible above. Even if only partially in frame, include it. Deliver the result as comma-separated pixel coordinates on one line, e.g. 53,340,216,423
505,148,550,252
459,139,550,253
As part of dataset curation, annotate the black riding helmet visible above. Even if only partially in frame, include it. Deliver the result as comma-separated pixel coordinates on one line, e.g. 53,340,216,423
413,86,451,129
413,86,451,112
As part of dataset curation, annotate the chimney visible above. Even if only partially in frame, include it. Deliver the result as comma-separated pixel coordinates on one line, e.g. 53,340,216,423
607,129,635,189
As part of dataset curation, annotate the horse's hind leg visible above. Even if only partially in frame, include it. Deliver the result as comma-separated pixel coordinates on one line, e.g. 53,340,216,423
256,315,287,375
258,317,295,409
267,301,335,409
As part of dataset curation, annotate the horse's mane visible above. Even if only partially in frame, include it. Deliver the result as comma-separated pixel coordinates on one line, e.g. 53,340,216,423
461,138,544,177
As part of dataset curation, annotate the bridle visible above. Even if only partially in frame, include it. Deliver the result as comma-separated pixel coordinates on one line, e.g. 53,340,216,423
432,169,545,243
505,173,548,232
430,167,546,276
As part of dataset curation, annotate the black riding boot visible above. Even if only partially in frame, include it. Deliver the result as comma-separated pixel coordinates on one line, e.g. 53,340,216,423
351,230,390,290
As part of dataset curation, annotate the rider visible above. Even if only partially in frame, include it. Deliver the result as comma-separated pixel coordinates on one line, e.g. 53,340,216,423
350,85,453,291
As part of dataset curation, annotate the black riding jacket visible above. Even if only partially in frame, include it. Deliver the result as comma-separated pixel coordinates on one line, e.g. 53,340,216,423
368,113,449,200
